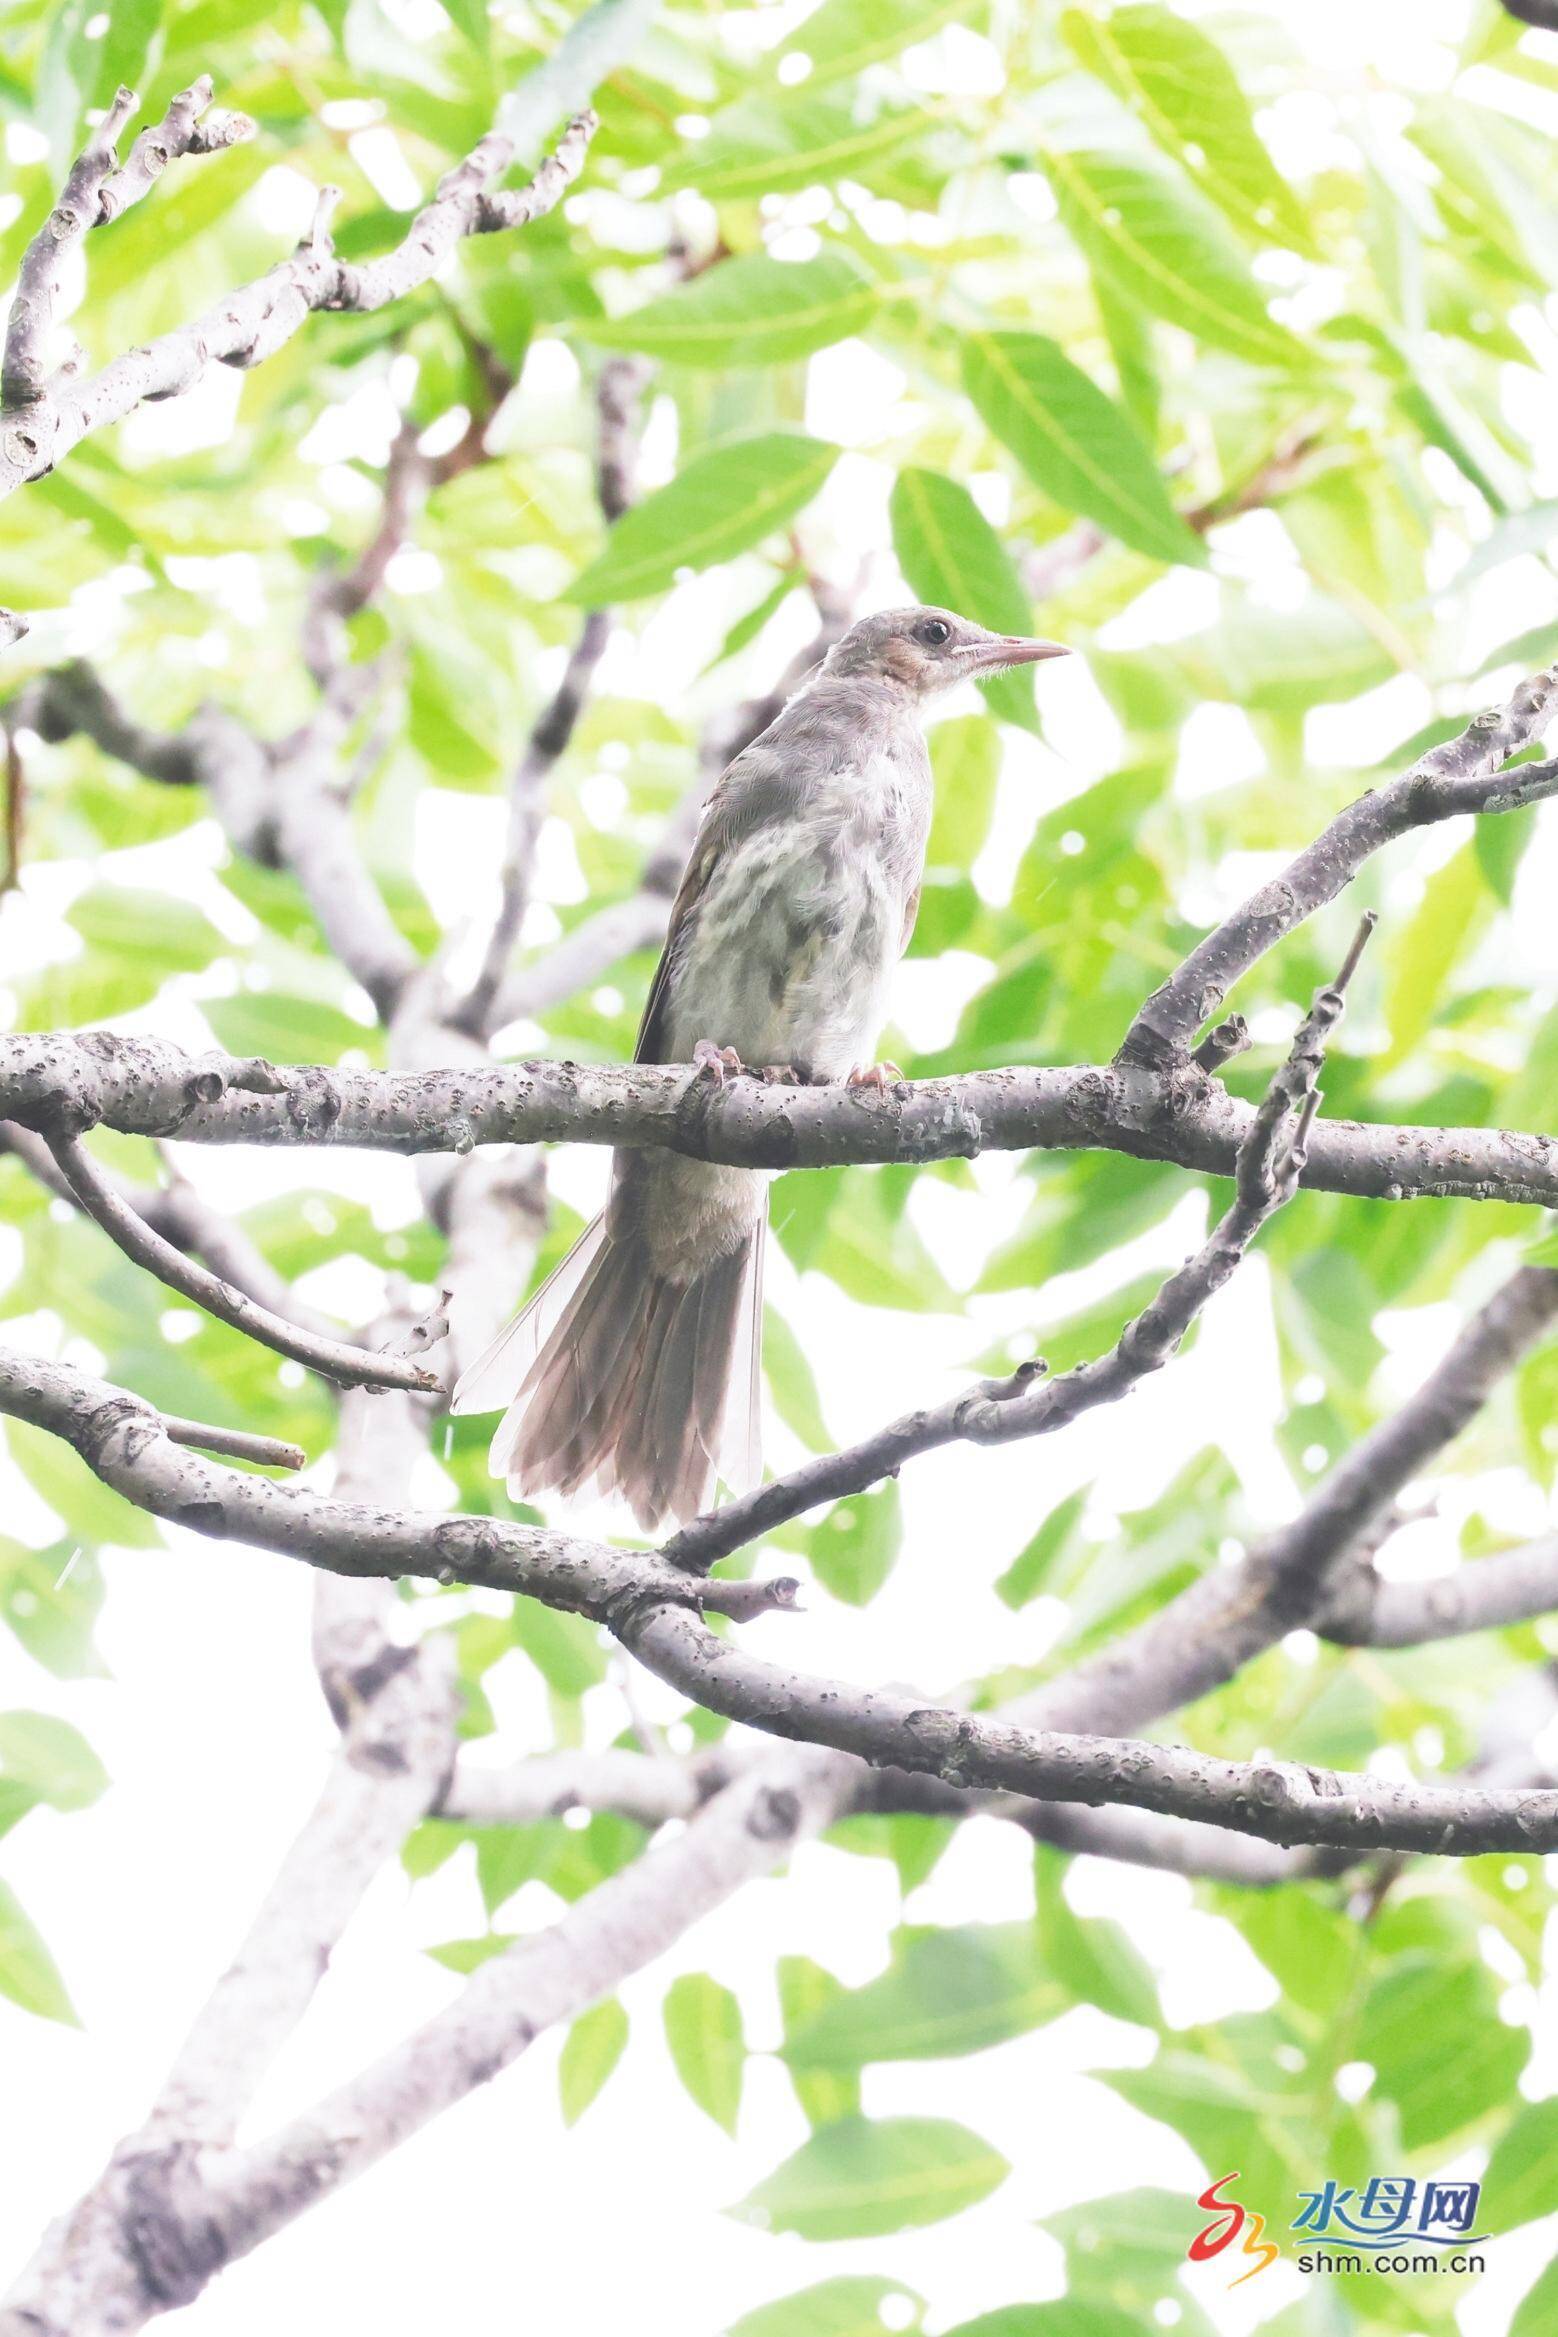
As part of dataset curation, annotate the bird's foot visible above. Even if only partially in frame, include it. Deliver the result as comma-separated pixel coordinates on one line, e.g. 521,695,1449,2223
693,1040,746,1087
846,1060,908,1097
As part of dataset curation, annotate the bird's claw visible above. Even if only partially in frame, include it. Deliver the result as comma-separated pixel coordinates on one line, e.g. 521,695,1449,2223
693,1040,745,1087
846,1061,908,1097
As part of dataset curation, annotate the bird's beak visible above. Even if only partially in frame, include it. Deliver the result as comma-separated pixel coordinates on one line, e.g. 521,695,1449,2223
956,635,1071,676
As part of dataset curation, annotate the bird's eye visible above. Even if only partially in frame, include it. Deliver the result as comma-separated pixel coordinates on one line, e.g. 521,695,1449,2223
917,617,951,647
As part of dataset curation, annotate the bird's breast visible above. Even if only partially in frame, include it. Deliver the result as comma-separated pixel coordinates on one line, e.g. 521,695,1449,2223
662,753,927,1075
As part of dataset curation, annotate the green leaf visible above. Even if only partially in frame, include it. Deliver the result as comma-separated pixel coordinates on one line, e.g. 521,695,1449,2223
507,1598,609,1699
1044,150,1313,370
0,1879,77,2023
961,332,1205,568
889,469,1042,731
558,1998,628,2125
764,1305,834,1451
664,1972,746,2134
1361,1951,1527,2148
779,1956,861,2128
729,2281,923,2337
67,883,225,971
3,1419,163,1549
730,2115,1007,2240
1512,2257,1558,2337
438,0,490,54
0,1535,106,1679
926,714,1000,868
1034,1849,1159,2027
783,1923,1065,2066
579,253,877,368
0,1711,107,1812
942,2311,1140,2337
1380,841,1490,1067
1482,2096,1558,2228
668,97,922,200
780,0,985,87
1062,5,1314,253
809,1483,901,1607
996,1489,1089,1610
566,435,840,604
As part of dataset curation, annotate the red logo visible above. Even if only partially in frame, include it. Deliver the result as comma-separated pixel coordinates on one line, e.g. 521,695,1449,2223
1188,2172,1280,2287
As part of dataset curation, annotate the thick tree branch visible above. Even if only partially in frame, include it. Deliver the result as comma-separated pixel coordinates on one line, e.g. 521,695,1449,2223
0,1345,799,1624
1320,1532,1558,1647
622,1604,1558,1856
46,1131,443,1394
1020,1264,1558,1738
668,925,1371,1569
6,1030,1553,1205
1118,664,1558,1072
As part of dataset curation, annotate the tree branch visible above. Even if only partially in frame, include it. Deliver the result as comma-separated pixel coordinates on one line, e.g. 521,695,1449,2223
667,923,1372,1570
457,354,648,1033
1320,1532,1558,1648
1020,1264,1558,1738
45,1131,443,1394
0,1344,800,1624
0,109,595,508
6,1029,1553,1205
622,1603,1558,1856
3,79,254,410
1117,664,1558,1072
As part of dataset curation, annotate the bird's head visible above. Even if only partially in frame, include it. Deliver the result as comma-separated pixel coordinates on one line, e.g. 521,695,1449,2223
822,605,1070,699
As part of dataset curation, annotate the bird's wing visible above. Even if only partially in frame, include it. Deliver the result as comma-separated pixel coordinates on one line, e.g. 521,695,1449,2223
900,882,921,957
634,741,794,1066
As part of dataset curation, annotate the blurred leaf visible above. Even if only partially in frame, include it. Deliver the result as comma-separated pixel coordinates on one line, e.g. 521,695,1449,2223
1511,2257,1558,2337
1482,2095,1558,2227
995,1489,1088,1611
1045,150,1313,370
779,1955,862,2128
764,1305,834,1451
781,0,985,86
962,332,1204,569
730,2116,1007,2239
1034,1848,1159,2027
1361,1950,1527,2148
559,1998,628,2125
669,97,922,200
809,1483,901,1607
1062,6,1314,253
784,1923,1064,2066
727,2279,925,2337
580,253,876,367
664,1972,746,2134
889,468,1042,731
566,435,840,603
0,1880,77,2023
0,1711,107,1812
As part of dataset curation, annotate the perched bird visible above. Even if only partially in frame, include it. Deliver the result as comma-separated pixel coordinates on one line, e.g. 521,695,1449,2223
453,605,1068,1529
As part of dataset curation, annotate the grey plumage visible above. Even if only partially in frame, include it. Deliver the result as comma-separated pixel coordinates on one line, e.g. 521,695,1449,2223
453,605,1067,1530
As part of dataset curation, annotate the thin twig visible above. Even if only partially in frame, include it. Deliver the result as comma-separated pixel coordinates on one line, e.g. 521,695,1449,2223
46,1133,443,1394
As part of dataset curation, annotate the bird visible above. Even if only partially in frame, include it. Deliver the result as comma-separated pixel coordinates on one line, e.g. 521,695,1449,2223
452,605,1069,1531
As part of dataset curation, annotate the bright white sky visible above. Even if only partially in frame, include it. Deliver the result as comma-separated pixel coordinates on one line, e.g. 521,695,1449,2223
3,2,1558,2331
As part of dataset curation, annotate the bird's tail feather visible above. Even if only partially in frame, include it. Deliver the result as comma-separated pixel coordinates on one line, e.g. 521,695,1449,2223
451,1210,764,1531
